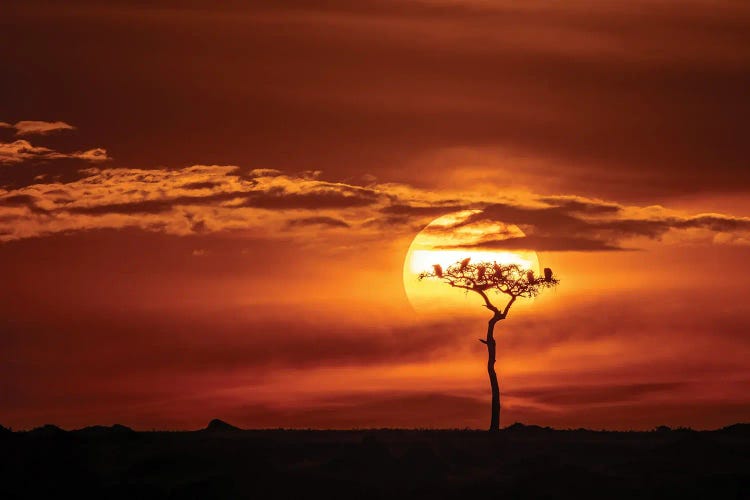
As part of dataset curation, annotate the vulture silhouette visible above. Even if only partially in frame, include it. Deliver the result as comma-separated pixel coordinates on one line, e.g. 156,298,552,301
433,264,443,278
493,261,503,275
544,267,553,281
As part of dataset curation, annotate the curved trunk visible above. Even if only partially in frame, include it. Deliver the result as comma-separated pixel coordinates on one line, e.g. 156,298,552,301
486,315,501,432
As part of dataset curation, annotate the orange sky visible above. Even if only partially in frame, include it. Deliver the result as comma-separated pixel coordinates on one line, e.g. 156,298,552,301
2,0,750,430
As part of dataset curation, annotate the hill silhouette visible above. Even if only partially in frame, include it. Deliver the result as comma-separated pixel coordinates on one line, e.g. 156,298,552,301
203,419,242,432
0,422,747,499
718,423,750,435
28,424,66,437
75,424,134,434
504,422,554,432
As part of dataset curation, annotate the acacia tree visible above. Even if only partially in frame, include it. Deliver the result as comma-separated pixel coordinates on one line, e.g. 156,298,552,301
419,259,559,432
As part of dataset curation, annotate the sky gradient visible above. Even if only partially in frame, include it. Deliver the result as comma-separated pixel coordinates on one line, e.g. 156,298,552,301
2,0,750,430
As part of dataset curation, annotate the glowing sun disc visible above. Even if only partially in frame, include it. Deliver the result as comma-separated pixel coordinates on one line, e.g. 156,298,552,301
403,210,540,314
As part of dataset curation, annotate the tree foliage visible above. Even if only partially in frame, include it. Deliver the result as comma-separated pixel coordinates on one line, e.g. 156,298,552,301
418,258,559,317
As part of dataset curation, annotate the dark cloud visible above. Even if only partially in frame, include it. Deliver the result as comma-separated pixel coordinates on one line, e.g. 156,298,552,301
537,197,622,215
286,216,350,228
593,215,750,241
673,215,750,233
435,202,750,252
0,193,53,215
66,198,186,215
180,180,223,190
440,235,626,252
241,186,380,209
63,190,251,215
461,203,588,230
380,203,470,216
62,186,379,216
507,382,686,407
0,194,38,207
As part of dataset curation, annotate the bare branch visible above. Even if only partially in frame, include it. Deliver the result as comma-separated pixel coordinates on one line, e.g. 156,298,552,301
474,288,500,314
502,295,517,318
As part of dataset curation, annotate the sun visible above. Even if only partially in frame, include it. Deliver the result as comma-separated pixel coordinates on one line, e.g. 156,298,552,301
403,210,540,314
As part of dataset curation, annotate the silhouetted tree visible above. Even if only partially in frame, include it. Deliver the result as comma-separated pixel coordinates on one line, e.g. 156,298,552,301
419,260,559,432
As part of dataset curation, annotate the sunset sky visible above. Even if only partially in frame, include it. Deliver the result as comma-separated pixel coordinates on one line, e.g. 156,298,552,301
2,0,750,431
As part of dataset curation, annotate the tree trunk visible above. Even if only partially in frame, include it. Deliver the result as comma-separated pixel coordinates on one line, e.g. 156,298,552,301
486,315,501,432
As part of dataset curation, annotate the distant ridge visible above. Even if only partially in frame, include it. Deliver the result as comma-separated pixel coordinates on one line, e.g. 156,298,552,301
505,422,553,432
29,424,66,436
74,424,135,436
204,419,242,432
4,422,748,433
718,422,750,434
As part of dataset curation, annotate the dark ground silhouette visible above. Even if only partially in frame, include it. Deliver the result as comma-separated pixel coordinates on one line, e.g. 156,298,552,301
1,421,748,499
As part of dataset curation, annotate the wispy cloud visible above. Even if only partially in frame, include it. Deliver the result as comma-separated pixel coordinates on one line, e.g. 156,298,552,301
1,122,749,246
2,160,750,248
0,140,59,164
0,165,384,241
0,120,108,165
0,139,110,164
12,120,75,136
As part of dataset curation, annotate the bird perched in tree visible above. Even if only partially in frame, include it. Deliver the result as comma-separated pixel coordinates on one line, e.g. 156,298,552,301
526,270,535,283
433,264,443,278
544,267,553,281
477,265,485,280
459,257,471,271
493,261,502,276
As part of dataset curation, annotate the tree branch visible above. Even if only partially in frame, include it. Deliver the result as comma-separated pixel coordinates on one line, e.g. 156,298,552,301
502,295,517,318
474,288,500,314
443,279,500,314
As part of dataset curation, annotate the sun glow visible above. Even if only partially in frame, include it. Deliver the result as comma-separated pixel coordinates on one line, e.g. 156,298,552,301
403,210,540,314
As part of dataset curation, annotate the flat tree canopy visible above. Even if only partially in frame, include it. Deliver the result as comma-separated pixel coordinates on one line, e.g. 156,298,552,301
419,259,559,317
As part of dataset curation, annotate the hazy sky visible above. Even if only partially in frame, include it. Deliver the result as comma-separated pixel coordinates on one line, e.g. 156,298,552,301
2,0,750,430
